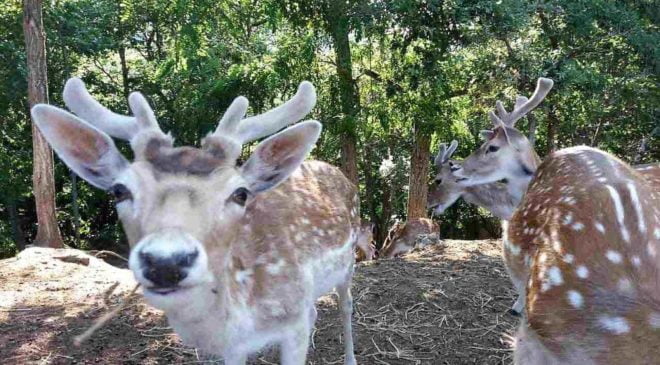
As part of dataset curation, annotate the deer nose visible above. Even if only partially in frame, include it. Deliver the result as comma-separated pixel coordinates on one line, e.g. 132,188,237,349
140,250,198,288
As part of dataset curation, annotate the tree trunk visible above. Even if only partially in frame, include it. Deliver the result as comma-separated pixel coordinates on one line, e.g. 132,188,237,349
527,113,538,148
546,108,558,154
23,0,64,248
326,4,359,185
6,197,27,251
117,0,130,99
406,122,430,219
71,171,80,242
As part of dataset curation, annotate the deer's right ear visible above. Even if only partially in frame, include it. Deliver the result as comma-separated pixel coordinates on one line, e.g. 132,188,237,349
31,105,128,190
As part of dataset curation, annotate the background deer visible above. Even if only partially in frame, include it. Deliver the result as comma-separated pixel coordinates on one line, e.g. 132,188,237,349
379,218,440,258
453,77,660,316
32,78,360,365
428,140,519,220
355,222,376,261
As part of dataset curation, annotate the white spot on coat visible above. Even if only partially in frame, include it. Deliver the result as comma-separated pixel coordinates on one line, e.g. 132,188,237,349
572,222,584,231
548,266,563,286
576,265,589,279
626,182,646,233
605,185,630,242
606,250,623,264
595,222,605,233
567,290,583,309
598,316,630,334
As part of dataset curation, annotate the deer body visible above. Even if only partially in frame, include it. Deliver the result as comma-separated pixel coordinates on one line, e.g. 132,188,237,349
380,218,439,258
32,78,359,364
512,147,660,364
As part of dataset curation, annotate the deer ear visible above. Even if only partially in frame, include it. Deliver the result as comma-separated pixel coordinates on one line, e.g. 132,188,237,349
241,121,321,193
31,105,128,190
446,140,458,159
480,130,495,140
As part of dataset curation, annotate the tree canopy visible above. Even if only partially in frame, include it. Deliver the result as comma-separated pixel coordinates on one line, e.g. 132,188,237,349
0,0,657,257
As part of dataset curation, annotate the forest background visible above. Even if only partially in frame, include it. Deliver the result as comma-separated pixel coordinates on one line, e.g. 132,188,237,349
1,0,658,257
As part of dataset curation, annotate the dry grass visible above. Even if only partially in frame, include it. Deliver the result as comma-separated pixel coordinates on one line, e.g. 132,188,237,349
0,240,517,364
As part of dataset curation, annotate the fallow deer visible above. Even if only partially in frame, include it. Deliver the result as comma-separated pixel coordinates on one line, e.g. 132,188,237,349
32,78,360,365
453,78,660,316
355,222,376,261
428,140,519,220
379,218,440,258
454,78,660,362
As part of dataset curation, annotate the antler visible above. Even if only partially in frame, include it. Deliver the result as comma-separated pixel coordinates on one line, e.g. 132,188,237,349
434,140,458,166
63,77,317,163
63,78,172,157
489,77,554,127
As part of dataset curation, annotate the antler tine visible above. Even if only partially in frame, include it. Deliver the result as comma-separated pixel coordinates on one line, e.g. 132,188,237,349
504,77,554,126
435,142,448,166
235,81,316,144
63,78,170,146
63,78,137,140
213,96,249,137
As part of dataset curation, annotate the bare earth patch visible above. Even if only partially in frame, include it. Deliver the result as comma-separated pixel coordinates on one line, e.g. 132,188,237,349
0,240,517,364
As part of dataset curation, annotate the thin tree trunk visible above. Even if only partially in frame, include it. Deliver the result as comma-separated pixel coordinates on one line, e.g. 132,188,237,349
23,0,64,248
117,0,130,99
546,108,558,154
71,171,80,242
406,122,430,219
6,197,27,250
527,113,538,148
327,4,359,185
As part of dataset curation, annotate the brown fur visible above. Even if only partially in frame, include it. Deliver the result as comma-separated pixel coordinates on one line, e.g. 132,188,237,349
380,218,439,258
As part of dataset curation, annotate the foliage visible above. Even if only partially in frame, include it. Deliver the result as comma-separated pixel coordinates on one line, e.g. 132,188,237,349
0,0,657,256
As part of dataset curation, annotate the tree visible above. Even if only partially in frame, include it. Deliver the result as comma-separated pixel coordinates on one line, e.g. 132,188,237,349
23,0,63,248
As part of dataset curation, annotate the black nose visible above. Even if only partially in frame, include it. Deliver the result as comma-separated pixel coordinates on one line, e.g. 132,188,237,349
140,250,198,288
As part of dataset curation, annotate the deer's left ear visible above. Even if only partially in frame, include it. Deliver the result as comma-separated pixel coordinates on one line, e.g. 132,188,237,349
241,121,321,193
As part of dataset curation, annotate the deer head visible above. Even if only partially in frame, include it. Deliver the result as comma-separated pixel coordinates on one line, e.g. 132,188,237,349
454,78,553,198
427,140,464,214
32,78,318,306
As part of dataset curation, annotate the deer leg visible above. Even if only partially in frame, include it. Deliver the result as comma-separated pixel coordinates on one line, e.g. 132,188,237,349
508,275,527,317
337,282,357,365
280,319,311,365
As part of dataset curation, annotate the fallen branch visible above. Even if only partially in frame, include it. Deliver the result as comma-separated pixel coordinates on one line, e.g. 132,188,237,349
74,284,140,346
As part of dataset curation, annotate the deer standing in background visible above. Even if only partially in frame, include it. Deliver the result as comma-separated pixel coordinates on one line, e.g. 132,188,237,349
428,140,519,220
454,78,660,363
32,78,360,365
379,218,440,258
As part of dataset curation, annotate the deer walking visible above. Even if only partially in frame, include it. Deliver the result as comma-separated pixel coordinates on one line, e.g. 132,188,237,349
32,78,359,365
453,78,660,363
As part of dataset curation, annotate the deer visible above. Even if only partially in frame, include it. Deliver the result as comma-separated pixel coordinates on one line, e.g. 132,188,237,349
379,218,440,258
428,140,519,220
31,78,360,365
355,222,376,261
453,78,660,363
450,78,660,316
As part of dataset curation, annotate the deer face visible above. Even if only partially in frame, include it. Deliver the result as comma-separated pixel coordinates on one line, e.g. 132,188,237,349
32,78,319,309
427,159,464,214
455,126,536,186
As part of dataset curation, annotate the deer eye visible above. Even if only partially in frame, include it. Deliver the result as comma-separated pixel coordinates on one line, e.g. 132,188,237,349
487,145,500,153
435,178,443,185
110,183,133,203
230,187,251,206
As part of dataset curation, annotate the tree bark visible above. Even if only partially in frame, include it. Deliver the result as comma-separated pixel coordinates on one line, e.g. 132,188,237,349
527,113,538,148
326,3,359,185
546,107,558,153
5,197,27,251
117,0,130,99
406,122,430,219
23,0,64,248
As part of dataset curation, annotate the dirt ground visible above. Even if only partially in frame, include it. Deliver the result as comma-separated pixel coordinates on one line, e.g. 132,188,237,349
0,240,517,364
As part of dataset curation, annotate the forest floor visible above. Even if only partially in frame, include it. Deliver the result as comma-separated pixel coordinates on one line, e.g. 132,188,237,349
0,240,518,365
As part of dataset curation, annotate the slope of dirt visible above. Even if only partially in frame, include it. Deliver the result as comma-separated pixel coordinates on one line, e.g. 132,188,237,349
0,240,517,364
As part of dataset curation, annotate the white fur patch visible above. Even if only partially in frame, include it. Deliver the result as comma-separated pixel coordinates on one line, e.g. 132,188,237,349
576,265,589,279
548,266,563,286
594,222,605,233
626,182,645,233
606,250,622,264
598,316,630,334
605,185,630,243
571,222,584,231
567,290,583,309
649,312,660,328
